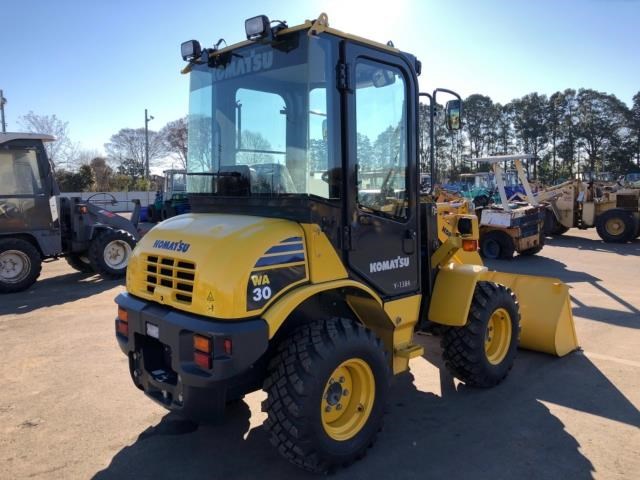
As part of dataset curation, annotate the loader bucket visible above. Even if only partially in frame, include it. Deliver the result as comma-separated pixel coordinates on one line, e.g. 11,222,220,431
482,271,579,356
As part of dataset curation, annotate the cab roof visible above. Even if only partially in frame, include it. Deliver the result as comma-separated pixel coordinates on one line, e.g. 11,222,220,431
0,132,56,145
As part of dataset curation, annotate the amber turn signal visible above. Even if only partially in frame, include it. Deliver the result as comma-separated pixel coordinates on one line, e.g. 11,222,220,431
193,334,212,354
462,239,478,252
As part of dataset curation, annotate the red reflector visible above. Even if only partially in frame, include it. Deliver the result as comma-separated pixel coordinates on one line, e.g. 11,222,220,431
462,239,478,252
116,319,129,336
223,338,232,355
194,350,212,369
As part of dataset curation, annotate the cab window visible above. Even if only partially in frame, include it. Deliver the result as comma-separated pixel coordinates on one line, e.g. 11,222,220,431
354,60,407,219
0,149,43,196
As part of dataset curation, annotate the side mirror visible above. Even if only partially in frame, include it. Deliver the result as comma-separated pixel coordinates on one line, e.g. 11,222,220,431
445,99,462,131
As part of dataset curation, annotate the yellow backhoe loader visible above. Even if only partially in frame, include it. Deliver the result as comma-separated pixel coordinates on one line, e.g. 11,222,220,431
114,14,578,473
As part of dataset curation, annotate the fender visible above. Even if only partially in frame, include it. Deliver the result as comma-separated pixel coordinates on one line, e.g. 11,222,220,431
428,263,488,326
261,279,383,338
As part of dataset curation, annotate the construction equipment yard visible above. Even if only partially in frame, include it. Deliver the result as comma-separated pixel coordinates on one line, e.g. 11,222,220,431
1,228,638,480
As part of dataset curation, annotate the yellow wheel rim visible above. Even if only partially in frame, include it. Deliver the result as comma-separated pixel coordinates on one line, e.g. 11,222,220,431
605,218,625,236
320,358,375,441
484,308,512,365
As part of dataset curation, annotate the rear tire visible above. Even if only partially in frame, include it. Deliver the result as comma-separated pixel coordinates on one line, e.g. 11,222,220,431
88,229,136,278
65,254,94,273
0,238,42,293
480,230,514,259
441,282,520,387
595,209,636,243
262,317,389,474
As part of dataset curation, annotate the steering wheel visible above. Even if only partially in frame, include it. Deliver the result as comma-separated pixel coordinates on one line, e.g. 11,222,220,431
86,192,118,207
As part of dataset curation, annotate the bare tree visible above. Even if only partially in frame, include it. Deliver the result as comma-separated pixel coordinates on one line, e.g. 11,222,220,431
160,118,188,169
104,128,164,177
18,111,72,166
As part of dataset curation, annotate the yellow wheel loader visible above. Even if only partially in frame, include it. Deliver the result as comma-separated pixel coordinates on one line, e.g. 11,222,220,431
114,14,578,473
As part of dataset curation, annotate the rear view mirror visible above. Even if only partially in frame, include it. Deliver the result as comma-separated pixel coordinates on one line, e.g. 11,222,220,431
372,69,395,88
445,99,462,130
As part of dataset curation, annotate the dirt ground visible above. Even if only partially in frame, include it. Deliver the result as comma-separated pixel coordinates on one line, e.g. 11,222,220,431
0,229,638,479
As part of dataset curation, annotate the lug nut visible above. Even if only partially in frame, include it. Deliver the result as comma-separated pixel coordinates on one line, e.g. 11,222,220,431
336,404,342,411
357,404,364,412
339,376,345,383
343,389,349,396
325,405,332,412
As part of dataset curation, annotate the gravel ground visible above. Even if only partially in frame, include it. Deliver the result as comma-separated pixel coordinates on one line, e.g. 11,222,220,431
0,228,638,479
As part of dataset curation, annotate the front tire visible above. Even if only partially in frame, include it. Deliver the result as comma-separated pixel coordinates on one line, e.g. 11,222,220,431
0,238,42,293
596,209,636,243
263,317,390,473
544,209,569,235
441,282,520,387
88,229,136,278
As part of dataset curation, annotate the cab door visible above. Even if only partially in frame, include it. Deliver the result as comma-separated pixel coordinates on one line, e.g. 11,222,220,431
343,44,420,298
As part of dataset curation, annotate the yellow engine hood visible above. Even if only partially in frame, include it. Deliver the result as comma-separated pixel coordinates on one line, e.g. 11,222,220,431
126,213,308,319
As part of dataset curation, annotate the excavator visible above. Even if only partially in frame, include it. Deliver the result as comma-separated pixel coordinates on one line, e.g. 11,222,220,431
114,14,578,473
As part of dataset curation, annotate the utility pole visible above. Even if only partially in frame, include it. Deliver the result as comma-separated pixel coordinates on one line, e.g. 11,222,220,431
0,90,7,133
144,108,154,179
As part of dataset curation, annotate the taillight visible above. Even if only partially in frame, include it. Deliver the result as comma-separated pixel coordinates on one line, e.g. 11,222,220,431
223,338,233,356
193,334,212,369
116,307,129,336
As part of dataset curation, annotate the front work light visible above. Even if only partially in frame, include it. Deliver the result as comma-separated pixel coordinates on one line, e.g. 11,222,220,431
245,15,271,40
181,40,202,61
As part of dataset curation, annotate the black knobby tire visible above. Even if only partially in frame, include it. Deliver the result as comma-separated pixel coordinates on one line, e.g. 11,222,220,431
65,254,95,273
88,229,136,278
148,205,160,223
480,230,514,259
519,232,545,256
0,238,42,293
595,209,636,243
543,209,569,236
441,282,520,387
262,317,390,473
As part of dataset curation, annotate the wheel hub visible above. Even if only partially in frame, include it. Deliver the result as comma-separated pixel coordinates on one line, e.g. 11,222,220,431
103,240,131,269
0,250,30,283
484,308,512,365
321,358,375,441
605,218,624,236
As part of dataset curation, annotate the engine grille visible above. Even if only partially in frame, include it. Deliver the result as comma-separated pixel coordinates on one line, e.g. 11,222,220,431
145,255,196,304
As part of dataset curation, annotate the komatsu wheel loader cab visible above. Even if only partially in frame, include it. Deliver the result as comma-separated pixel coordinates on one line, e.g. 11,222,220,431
115,14,578,473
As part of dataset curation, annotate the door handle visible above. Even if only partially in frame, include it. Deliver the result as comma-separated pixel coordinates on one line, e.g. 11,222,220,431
403,229,416,254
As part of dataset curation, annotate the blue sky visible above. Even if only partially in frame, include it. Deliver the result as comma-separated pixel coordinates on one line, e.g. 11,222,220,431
1,0,638,158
